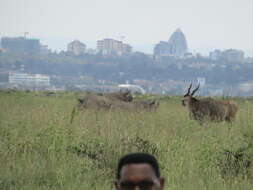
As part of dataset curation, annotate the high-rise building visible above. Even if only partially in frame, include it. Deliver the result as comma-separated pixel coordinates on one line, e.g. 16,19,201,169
209,49,222,61
97,38,132,55
154,41,173,57
1,37,41,54
122,43,132,54
209,49,244,62
40,45,51,55
221,49,244,63
154,28,188,58
67,40,86,55
168,28,188,57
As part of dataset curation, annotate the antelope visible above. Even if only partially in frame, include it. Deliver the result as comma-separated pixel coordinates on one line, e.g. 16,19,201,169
182,83,238,125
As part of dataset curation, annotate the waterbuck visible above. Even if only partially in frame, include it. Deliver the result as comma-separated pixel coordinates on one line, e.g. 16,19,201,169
182,83,238,125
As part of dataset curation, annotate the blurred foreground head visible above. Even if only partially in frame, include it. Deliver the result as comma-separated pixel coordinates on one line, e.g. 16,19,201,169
115,153,165,190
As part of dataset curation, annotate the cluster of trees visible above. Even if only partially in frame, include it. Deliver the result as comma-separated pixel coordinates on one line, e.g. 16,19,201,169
1,51,253,85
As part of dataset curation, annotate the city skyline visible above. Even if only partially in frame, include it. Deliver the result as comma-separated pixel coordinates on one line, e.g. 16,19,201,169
1,34,253,58
1,0,253,55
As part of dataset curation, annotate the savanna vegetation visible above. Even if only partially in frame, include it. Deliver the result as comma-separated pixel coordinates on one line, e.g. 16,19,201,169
0,90,253,190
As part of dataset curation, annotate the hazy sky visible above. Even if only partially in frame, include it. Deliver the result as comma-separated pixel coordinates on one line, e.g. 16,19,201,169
1,0,253,54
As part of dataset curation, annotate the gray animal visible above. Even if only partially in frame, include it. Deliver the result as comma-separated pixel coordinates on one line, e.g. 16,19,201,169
76,93,158,112
77,93,113,110
103,90,133,102
133,100,160,112
70,91,158,123
182,83,238,125
111,99,160,112
76,90,133,110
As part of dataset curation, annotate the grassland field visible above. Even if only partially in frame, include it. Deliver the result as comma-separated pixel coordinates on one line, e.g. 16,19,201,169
1,90,253,190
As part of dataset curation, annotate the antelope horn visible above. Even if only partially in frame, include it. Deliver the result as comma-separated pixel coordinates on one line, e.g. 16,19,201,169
186,83,192,95
191,84,200,96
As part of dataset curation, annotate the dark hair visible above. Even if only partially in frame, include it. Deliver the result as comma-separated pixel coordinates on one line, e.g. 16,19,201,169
117,153,160,179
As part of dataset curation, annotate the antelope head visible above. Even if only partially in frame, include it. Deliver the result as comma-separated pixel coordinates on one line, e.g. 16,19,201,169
182,83,200,107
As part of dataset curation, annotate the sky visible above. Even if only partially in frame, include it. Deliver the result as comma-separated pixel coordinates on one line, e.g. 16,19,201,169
0,0,253,55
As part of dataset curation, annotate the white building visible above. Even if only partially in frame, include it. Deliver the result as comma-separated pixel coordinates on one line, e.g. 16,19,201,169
9,72,50,86
97,38,132,56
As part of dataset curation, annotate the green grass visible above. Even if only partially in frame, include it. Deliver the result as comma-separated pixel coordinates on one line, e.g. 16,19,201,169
0,91,253,190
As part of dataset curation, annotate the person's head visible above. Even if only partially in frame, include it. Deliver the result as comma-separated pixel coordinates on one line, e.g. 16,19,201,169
115,153,165,190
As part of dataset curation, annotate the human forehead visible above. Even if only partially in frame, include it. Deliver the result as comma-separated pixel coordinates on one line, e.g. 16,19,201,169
120,163,157,180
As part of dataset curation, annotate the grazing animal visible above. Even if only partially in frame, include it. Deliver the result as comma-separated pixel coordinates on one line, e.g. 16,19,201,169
70,91,158,123
182,83,238,124
103,90,133,102
76,93,113,110
111,99,160,112
76,90,133,110
76,94,159,112
70,93,113,123
133,100,160,112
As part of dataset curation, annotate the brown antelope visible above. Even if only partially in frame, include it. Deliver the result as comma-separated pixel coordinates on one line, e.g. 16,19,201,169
182,83,238,125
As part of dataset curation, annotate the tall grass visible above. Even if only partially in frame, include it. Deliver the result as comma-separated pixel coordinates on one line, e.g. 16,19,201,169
0,91,253,190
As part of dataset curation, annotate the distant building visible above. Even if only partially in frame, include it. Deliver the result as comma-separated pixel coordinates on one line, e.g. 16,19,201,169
9,72,50,86
184,52,194,59
1,37,41,54
86,48,98,55
154,41,173,57
221,49,244,63
97,38,132,56
154,28,188,59
40,45,51,55
67,40,86,55
168,28,188,57
0,48,7,54
209,49,244,62
122,43,132,54
209,49,222,61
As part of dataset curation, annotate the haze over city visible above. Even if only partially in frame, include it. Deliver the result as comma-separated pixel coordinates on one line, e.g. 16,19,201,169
1,0,253,55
